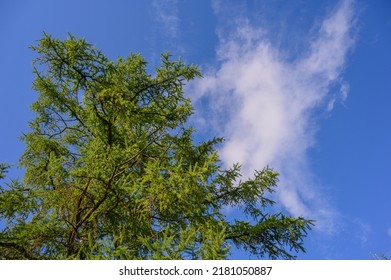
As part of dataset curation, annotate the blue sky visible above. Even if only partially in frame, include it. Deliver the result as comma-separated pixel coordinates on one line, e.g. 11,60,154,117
0,0,390,259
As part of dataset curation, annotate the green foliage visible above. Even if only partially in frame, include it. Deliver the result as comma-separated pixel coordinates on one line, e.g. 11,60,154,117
0,33,313,260
0,163,9,180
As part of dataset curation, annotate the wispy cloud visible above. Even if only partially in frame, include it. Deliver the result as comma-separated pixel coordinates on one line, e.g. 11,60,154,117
151,0,180,40
190,0,356,233
387,228,391,255
149,0,185,59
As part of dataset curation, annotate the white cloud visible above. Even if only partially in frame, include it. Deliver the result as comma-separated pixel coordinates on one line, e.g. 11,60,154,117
151,0,180,39
327,81,350,112
355,219,371,245
190,0,356,233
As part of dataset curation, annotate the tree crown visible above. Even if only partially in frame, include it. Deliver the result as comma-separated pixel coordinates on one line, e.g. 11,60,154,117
0,33,313,260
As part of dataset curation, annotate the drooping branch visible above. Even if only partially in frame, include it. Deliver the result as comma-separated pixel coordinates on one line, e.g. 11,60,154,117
0,241,40,260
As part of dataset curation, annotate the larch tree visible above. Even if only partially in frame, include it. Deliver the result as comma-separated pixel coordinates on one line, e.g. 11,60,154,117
0,33,313,260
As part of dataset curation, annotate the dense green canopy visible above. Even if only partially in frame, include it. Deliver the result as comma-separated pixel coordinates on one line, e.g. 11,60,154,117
0,34,313,260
